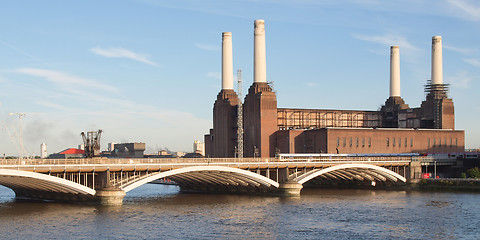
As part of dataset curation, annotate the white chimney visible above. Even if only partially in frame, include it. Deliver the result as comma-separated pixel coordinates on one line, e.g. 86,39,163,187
390,46,401,97
254,19,267,83
222,32,234,90
40,143,47,159
431,36,443,85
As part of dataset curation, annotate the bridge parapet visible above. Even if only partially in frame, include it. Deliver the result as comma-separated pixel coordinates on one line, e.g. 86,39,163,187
0,155,414,167
0,157,276,166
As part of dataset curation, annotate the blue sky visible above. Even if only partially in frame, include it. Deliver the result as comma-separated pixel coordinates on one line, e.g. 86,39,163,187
1,0,479,156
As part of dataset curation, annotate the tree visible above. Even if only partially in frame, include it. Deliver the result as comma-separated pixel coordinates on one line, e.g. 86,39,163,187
467,167,480,178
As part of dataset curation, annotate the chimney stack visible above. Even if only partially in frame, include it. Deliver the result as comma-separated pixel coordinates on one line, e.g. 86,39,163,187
431,36,443,85
222,32,234,90
390,46,401,97
254,19,267,83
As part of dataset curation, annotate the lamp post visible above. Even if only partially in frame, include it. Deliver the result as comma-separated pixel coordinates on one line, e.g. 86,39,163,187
9,112,26,159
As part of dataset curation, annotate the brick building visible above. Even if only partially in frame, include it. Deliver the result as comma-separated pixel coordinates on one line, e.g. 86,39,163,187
204,20,464,158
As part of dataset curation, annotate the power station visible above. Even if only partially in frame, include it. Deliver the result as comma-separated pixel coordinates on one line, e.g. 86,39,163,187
205,20,465,158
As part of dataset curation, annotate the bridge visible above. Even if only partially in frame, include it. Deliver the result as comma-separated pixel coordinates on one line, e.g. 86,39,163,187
0,155,428,205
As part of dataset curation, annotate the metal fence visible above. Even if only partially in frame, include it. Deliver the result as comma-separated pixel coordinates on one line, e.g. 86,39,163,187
0,155,413,167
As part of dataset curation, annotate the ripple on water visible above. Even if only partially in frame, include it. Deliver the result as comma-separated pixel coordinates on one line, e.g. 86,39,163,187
0,186,479,239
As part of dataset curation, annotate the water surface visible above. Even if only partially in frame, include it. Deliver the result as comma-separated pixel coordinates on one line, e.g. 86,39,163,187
0,184,479,239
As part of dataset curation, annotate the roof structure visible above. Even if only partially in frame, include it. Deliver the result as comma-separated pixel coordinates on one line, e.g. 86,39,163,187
59,148,85,155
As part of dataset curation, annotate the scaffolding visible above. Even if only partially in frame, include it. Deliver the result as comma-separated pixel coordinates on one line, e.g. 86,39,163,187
277,109,382,130
236,69,244,158
424,80,450,129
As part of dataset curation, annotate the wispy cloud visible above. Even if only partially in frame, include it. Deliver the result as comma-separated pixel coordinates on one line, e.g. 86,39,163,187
446,0,480,21
305,82,318,87
15,68,118,92
34,100,69,111
352,33,417,51
0,40,51,66
447,71,473,88
207,72,221,79
195,43,219,51
464,58,480,68
90,47,157,66
444,44,475,54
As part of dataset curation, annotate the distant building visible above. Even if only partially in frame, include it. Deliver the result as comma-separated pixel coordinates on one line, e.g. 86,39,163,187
108,142,116,152
101,151,112,157
48,148,85,159
173,151,186,158
40,143,47,159
144,151,173,158
111,142,146,158
194,141,205,156
183,152,203,158
159,150,170,156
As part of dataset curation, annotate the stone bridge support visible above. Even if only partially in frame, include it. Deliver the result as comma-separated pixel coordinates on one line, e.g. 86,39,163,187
94,169,126,205
408,160,422,182
276,168,303,196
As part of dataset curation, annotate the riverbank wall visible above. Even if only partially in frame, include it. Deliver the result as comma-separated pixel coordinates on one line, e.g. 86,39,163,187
408,178,480,191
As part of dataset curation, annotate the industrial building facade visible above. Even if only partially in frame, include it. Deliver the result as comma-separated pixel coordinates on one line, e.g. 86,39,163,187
204,20,465,158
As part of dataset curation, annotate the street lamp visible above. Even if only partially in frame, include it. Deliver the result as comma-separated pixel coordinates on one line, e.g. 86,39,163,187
9,112,26,158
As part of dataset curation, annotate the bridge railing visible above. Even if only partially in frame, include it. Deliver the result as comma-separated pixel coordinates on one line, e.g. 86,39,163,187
278,156,413,162
0,157,277,166
0,155,413,167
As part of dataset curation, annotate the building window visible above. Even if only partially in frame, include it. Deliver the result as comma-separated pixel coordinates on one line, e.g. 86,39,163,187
433,138,436,147
349,138,352,147
399,138,401,147
362,138,365,147
405,138,407,147
356,138,359,147
410,138,413,147
444,138,447,147
337,137,340,147
438,138,441,147
450,139,452,147
428,138,430,148
393,138,395,147
343,137,346,147
387,138,390,147
368,137,371,147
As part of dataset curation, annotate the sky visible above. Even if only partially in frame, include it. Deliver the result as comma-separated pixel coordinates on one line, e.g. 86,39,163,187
1,0,479,156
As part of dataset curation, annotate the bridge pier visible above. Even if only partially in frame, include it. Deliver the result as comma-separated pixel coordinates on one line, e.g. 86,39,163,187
93,169,126,205
278,182,303,196
276,168,303,196
94,187,126,205
408,161,422,182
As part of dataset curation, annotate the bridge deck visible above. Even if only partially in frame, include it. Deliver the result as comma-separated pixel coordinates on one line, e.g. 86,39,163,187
0,157,411,173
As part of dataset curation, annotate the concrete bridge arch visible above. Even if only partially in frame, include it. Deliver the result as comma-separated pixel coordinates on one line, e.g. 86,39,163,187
0,169,96,196
122,166,280,193
294,163,407,185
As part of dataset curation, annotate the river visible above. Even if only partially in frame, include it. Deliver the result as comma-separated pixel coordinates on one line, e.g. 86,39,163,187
0,184,479,239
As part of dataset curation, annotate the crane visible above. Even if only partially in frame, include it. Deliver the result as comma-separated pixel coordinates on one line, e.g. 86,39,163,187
81,129,102,158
